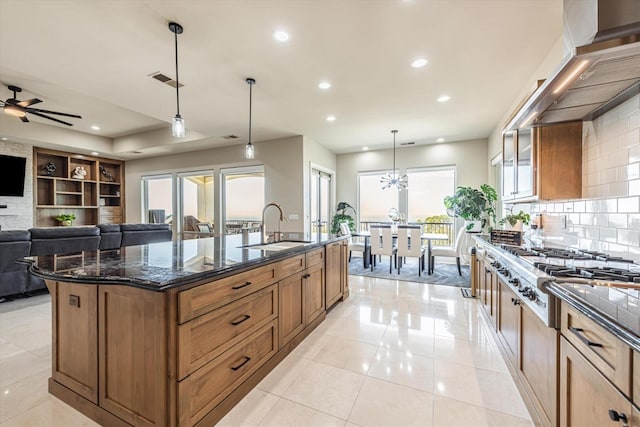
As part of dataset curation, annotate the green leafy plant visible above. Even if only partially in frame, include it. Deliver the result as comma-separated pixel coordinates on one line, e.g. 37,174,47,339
55,214,76,222
443,184,497,231
330,202,356,234
499,208,530,227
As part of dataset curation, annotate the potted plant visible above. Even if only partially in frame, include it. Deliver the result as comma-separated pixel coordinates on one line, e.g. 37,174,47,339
330,202,356,234
443,184,497,232
499,208,530,231
55,213,76,226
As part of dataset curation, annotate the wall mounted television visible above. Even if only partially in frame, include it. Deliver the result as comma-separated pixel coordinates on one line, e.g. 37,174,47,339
0,154,27,197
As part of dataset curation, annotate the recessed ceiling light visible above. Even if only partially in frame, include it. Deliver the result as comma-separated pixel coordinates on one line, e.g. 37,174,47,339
362,147,369,151
0,137,7,141
436,137,445,143
273,30,290,42
318,81,331,90
91,125,101,131
326,115,336,122
91,151,99,156
411,58,428,68
437,95,451,103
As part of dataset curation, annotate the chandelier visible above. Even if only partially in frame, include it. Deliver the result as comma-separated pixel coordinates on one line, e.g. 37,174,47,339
380,129,408,190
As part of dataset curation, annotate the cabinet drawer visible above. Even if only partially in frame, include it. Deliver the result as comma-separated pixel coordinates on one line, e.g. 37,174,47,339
178,263,277,323
177,284,277,379
99,216,122,224
305,248,324,267
178,320,278,426
276,254,305,278
560,302,632,396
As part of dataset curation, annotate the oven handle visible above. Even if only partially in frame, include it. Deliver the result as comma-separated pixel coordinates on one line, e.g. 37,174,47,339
569,326,603,348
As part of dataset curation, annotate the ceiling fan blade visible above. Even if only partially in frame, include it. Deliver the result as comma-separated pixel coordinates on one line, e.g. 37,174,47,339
29,111,74,126
20,116,29,123
17,98,42,107
25,107,81,119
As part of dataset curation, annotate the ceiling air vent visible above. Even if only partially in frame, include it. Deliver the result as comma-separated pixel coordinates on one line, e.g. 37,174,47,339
400,141,415,146
223,135,239,139
149,72,183,88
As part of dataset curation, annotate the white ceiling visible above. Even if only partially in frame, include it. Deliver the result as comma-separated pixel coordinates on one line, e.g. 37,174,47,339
0,0,563,159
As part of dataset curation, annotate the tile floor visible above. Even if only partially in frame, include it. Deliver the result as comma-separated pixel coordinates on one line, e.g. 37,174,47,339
0,276,533,426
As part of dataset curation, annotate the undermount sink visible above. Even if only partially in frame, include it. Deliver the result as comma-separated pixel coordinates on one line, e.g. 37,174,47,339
241,240,311,251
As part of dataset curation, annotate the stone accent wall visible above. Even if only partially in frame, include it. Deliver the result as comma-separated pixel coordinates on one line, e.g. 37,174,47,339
0,142,34,230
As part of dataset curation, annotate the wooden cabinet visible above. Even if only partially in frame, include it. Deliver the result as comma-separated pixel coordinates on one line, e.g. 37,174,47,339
325,240,346,308
34,148,125,226
560,302,632,396
502,121,582,202
47,241,347,426
560,337,635,427
634,350,639,408
497,279,519,364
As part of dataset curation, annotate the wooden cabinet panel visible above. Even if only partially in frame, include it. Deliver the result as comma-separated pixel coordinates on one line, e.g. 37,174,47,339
520,304,558,427
634,350,639,408
325,241,343,309
178,263,277,323
305,248,324,267
560,302,632,396
560,337,633,427
51,281,99,404
178,284,277,380
498,279,519,364
276,254,305,278
279,271,305,348
304,262,325,326
98,285,168,426
178,320,278,427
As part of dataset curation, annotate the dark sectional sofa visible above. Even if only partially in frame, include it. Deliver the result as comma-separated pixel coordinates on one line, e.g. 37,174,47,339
0,223,172,300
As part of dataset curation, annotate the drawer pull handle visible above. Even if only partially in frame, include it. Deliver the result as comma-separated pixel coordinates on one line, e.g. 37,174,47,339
230,314,251,326
232,281,252,290
231,356,251,371
302,273,310,279
608,410,628,426
569,327,603,348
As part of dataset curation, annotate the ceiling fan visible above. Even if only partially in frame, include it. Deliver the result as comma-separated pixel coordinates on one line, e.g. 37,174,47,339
0,85,82,126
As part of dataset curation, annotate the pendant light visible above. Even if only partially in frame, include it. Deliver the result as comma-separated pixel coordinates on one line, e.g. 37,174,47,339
169,21,185,138
245,77,256,159
380,129,408,190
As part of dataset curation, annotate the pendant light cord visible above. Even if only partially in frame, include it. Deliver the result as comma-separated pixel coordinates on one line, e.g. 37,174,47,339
248,81,252,144
392,129,398,175
174,30,180,116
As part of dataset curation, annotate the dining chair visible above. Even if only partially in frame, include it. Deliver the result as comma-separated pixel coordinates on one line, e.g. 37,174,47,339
369,224,397,273
396,225,425,276
339,223,366,266
430,227,465,275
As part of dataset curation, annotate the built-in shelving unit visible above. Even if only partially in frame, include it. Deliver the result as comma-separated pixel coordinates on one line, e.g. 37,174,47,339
34,148,125,227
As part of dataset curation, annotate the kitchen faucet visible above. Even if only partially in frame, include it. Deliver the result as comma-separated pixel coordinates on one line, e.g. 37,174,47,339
261,202,285,243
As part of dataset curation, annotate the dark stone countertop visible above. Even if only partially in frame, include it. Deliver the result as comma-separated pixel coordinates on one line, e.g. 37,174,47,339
24,232,347,292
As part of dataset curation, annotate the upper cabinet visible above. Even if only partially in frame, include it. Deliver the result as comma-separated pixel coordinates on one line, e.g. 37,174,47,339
502,121,582,202
34,148,125,226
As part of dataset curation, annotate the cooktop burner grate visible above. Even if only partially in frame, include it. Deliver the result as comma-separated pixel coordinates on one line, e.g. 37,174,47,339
533,262,640,283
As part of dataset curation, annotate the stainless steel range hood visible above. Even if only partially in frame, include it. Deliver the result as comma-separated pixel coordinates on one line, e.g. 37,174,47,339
506,0,640,130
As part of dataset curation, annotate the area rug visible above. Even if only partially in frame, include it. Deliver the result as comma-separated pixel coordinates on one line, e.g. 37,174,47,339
348,256,471,288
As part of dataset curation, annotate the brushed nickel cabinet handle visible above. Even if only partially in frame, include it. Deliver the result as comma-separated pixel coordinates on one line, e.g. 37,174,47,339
231,356,251,371
232,281,252,290
230,314,251,326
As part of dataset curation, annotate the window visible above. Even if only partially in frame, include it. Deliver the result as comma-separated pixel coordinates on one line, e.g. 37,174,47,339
406,167,455,222
142,175,173,224
358,171,399,226
222,166,265,234
178,171,214,237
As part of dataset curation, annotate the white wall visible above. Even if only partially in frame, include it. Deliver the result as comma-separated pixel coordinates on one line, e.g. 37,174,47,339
336,138,489,215
0,141,34,230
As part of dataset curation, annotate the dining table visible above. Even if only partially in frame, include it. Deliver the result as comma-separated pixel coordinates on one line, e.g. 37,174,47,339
351,230,449,274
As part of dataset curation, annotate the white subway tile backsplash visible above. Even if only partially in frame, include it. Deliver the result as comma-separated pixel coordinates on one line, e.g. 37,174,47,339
617,229,639,246
573,201,585,213
618,128,639,150
618,196,639,213
629,179,640,196
608,181,628,197
628,214,640,230
600,227,617,243
630,145,640,163
608,213,628,229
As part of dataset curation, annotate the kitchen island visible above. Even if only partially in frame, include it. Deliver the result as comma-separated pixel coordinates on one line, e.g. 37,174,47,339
26,232,349,427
